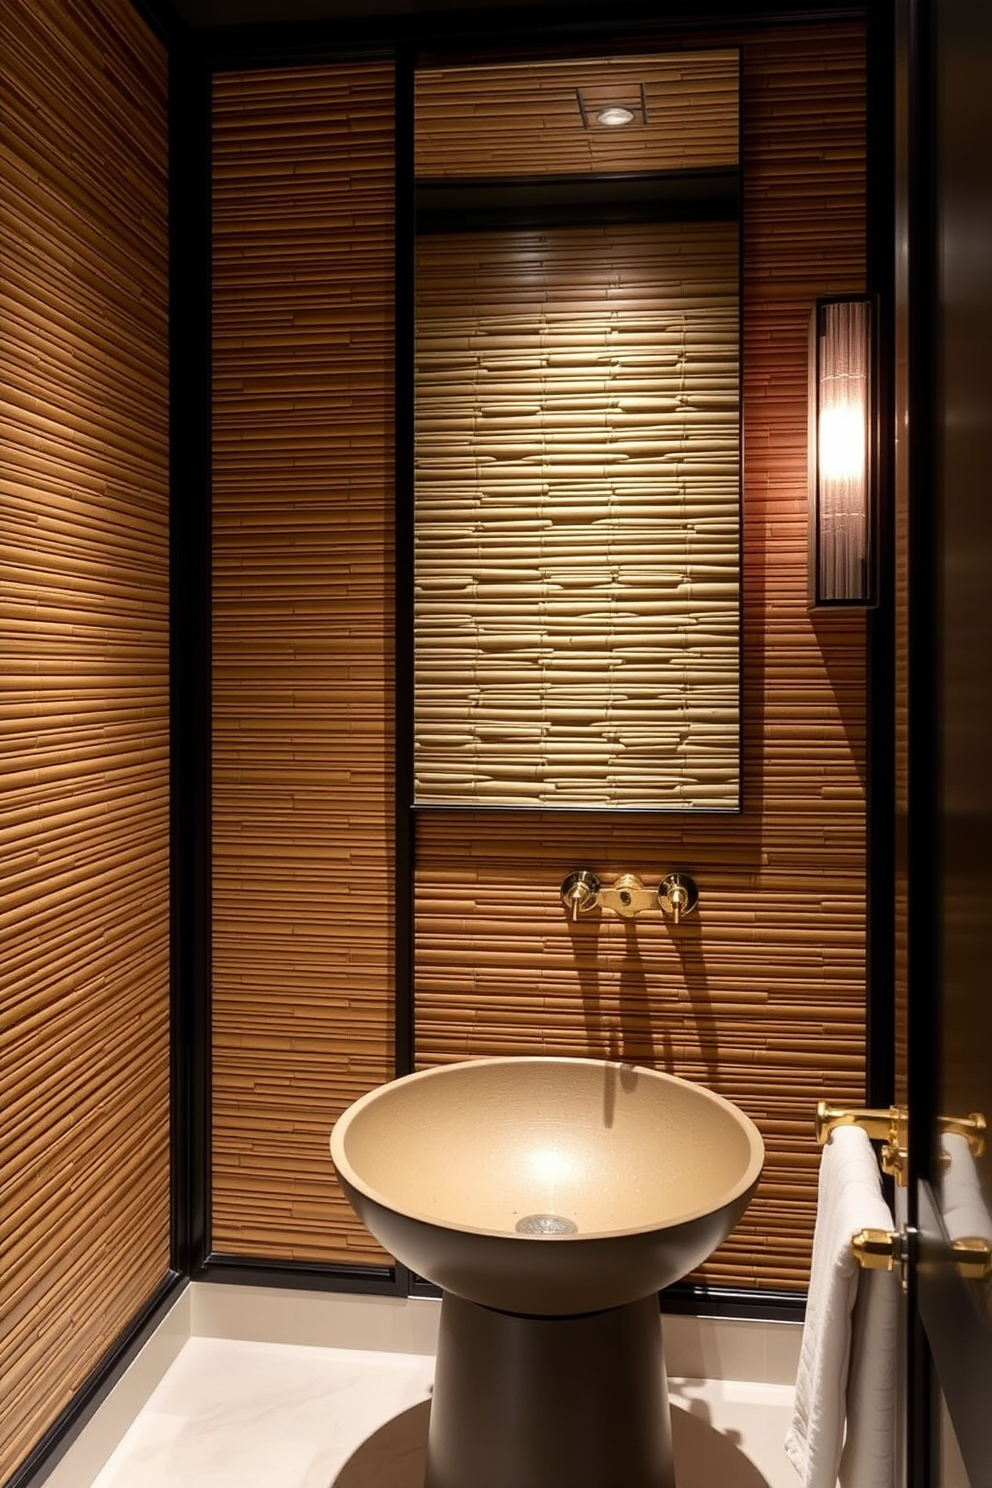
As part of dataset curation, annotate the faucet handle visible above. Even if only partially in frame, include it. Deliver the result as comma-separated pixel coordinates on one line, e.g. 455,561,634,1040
658,872,698,925
561,870,601,921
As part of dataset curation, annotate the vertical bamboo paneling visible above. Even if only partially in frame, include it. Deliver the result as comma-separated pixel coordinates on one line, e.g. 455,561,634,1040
0,0,171,1477
211,65,395,1262
414,25,867,1292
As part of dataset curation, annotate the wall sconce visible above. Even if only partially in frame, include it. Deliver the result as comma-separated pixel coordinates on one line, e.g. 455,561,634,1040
808,296,874,607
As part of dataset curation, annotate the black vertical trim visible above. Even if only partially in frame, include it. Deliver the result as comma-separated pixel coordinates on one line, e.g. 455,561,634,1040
904,0,939,1483
865,0,896,1109
170,38,214,1276
904,0,940,1212
906,1234,936,1488
394,50,417,1082
736,45,745,816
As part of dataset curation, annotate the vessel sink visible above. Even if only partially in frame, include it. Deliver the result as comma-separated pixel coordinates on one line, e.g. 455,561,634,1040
330,1055,764,1316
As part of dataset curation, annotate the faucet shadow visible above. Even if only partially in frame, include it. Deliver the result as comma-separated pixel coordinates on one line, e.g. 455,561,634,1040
331,1396,773,1488
670,913,721,1087
568,909,720,1086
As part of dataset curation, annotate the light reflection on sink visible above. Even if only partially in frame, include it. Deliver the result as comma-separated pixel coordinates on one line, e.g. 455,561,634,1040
330,1055,764,1316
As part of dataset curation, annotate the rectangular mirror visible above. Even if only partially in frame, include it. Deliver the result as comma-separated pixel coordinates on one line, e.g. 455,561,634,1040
413,51,740,808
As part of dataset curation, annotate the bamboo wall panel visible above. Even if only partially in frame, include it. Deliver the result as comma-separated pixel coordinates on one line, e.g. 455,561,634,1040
414,24,868,1292
0,0,171,1477
211,65,395,1262
415,221,739,808
415,52,739,179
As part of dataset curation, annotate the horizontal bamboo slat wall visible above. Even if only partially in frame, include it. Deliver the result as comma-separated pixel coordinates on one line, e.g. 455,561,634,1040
211,64,395,1262
0,0,171,1477
415,220,739,807
415,52,739,179
414,24,867,1292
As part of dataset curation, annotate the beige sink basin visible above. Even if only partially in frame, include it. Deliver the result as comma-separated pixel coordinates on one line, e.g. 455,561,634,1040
331,1056,764,1315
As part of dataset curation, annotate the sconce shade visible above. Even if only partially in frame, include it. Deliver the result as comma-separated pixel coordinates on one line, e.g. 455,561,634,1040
808,297,873,607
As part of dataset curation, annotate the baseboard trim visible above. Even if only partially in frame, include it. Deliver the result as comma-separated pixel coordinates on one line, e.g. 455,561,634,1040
9,1277,189,1488
20,1280,802,1488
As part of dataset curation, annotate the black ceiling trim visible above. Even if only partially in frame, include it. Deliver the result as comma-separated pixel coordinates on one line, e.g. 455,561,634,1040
416,168,740,232
175,2,868,72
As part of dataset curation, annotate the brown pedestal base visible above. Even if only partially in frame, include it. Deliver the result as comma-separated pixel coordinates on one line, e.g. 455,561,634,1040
425,1290,675,1488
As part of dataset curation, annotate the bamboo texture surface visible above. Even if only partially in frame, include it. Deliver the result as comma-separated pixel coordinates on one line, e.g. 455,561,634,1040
415,219,739,807
414,23,868,1291
208,25,866,1292
0,0,171,1477
415,51,739,179
211,63,396,1261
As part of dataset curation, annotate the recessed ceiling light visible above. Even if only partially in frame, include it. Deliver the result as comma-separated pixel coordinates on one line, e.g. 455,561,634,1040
596,105,636,128
575,84,647,130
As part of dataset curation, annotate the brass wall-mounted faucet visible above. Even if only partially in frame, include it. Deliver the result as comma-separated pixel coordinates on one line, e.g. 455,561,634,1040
560,870,698,923
560,869,602,922
658,872,698,925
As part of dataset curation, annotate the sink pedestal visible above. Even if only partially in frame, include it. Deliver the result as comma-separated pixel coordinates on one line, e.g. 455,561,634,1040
332,1058,764,1486
425,1290,675,1488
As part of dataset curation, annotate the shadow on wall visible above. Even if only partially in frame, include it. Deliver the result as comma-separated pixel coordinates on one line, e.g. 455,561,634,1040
569,912,721,1085
331,1397,771,1488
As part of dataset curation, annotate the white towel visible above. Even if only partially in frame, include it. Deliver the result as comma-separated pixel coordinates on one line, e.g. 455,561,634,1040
939,1131,992,1245
785,1125,898,1488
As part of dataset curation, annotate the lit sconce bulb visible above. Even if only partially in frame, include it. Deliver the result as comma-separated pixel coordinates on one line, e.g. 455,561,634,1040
596,105,636,127
817,403,866,482
808,296,873,606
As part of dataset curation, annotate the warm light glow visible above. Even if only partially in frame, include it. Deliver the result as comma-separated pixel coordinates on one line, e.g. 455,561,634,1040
596,105,636,127
817,403,866,482
810,298,872,605
528,1145,579,1191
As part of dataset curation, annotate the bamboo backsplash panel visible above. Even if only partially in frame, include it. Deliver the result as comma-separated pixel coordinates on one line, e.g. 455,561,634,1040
414,220,740,808
0,0,171,1476
415,22,868,1292
211,63,396,1261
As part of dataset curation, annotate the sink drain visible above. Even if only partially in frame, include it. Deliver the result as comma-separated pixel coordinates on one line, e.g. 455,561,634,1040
515,1213,578,1236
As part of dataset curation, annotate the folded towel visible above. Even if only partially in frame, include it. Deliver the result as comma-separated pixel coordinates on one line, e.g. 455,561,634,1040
939,1132,992,1245
785,1126,898,1488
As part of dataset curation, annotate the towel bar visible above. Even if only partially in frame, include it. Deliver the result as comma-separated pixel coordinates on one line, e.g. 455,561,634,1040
851,1227,991,1281
815,1102,986,1187
815,1102,907,1183
815,1102,900,1147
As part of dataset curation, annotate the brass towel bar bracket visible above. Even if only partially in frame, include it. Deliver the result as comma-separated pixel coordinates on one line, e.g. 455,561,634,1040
852,1227,992,1281
815,1101,987,1187
815,1102,990,1280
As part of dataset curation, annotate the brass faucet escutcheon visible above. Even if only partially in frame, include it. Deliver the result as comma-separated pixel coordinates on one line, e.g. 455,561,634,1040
560,870,699,922
598,873,659,919
658,872,698,925
560,870,602,922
